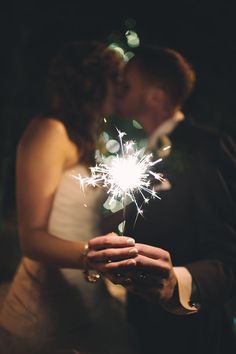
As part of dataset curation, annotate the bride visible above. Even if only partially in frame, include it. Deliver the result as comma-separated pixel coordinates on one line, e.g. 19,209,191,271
0,41,138,354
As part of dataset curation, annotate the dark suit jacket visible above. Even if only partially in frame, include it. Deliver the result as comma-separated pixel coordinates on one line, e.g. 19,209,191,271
125,120,236,354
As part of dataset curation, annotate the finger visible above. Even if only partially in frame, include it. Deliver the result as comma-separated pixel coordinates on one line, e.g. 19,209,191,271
89,233,135,250
87,247,138,263
112,269,164,288
106,268,135,284
105,273,131,285
135,254,171,278
108,271,163,293
103,258,137,272
106,272,134,286
88,258,136,274
135,243,170,261
132,272,164,287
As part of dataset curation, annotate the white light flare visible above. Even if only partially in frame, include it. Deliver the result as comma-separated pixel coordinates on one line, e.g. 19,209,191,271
74,129,164,217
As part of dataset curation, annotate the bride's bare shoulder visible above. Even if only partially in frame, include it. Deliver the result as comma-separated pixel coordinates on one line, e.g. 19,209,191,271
19,117,69,148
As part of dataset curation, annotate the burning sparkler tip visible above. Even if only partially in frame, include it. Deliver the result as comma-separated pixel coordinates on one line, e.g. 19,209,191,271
74,130,163,217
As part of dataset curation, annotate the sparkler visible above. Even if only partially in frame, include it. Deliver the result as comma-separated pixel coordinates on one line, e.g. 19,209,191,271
74,130,166,230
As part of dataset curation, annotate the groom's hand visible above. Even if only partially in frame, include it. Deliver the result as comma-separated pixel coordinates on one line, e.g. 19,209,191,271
86,235,177,304
110,243,178,304
86,233,138,273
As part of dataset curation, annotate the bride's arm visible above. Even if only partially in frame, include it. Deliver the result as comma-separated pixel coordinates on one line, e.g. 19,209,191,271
16,118,87,268
17,118,137,271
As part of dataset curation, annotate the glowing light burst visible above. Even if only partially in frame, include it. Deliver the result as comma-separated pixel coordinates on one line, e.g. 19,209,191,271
75,130,164,217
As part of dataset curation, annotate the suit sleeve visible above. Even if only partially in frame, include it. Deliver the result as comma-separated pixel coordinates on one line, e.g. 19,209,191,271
185,133,236,309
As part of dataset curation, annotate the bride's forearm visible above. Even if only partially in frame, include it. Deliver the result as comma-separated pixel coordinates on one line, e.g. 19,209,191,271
20,229,86,269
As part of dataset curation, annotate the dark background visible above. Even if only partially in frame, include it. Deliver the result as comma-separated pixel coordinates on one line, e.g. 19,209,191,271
0,1,236,320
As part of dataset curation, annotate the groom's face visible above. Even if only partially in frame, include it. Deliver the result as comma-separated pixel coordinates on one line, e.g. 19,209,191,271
116,63,152,121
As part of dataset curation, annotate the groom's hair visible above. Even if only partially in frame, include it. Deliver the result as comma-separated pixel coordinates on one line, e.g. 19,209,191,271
129,45,196,107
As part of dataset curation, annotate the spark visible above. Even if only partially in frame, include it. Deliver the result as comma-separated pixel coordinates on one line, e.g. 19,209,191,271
74,129,164,216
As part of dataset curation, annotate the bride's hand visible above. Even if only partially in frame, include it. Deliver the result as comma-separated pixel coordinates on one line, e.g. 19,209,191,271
85,232,138,273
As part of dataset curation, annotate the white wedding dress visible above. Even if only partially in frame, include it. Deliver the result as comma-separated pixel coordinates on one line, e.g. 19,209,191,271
0,165,137,354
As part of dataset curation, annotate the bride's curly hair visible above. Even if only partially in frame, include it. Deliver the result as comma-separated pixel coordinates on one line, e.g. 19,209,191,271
46,41,123,165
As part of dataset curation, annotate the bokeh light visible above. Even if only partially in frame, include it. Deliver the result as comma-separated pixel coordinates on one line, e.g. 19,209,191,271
108,43,125,57
125,30,140,48
106,139,120,154
132,120,143,129
124,51,135,62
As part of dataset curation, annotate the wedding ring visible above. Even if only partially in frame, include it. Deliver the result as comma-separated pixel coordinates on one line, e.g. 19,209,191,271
107,259,112,263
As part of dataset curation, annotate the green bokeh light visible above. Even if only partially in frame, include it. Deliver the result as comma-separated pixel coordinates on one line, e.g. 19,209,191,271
125,30,140,48
132,120,143,129
108,43,125,57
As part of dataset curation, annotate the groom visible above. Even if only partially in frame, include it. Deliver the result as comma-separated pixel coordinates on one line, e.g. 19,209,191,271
87,45,236,354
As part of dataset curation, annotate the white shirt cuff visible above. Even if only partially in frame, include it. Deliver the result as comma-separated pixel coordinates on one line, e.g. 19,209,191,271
174,266,199,312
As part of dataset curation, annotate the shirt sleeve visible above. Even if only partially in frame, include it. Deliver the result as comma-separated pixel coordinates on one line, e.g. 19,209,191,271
174,267,200,312
161,267,200,315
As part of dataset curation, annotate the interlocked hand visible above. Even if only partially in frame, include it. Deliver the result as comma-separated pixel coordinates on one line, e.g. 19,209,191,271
107,243,177,304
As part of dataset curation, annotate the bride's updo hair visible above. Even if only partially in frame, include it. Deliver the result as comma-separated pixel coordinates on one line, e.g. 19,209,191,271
46,41,123,165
